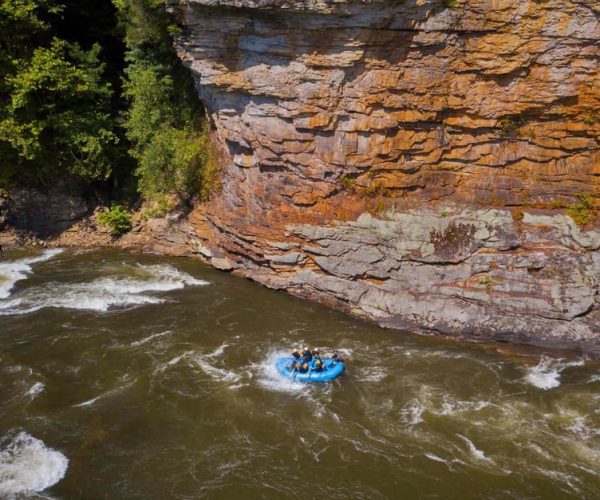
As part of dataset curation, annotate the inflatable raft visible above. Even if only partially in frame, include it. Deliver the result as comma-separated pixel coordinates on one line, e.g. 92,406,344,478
275,357,345,382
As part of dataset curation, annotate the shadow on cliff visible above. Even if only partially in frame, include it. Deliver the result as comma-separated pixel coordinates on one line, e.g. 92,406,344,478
177,0,449,81
4,189,94,238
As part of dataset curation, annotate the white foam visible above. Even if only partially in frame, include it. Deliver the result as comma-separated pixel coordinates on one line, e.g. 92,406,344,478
0,263,208,315
160,351,194,371
525,356,584,390
253,350,307,394
438,397,491,416
457,434,492,462
156,350,241,386
73,394,104,408
535,467,582,494
361,366,388,383
527,443,552,460
566,416,600,439
25,382,45,398
205,343,229,358
0,249,63,299
130,330,172,347
188,353,241,384
401,401,425,425
424,452,449,464
73,376,136,408
0,432,68,496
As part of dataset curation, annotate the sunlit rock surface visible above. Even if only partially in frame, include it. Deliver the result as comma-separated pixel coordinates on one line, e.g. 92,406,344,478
163,0,599,353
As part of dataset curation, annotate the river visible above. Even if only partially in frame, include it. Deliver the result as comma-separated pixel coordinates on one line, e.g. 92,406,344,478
0,248,598,498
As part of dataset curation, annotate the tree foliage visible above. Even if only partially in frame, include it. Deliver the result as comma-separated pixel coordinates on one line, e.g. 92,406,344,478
115,0,207,202
0,0,119,184
0,0,210,204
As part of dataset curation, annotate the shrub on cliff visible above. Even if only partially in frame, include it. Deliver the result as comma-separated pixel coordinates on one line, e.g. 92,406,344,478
567,193,596,228
97,204,132,236
136,126,209,200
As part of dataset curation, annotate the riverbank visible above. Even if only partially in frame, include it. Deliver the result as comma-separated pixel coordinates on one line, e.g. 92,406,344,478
1,187,599,359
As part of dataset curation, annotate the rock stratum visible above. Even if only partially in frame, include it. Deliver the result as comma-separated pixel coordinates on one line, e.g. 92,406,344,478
168,0,600,354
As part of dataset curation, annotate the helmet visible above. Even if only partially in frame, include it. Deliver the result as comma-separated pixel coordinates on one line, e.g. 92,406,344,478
314,349,320,354
292,348,299,353
303,346,308,352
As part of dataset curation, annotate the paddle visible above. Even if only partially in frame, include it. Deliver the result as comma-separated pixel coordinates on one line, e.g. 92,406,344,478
288,361,297,379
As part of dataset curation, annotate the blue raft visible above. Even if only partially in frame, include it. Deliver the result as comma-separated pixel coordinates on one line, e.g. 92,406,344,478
275,357,345,382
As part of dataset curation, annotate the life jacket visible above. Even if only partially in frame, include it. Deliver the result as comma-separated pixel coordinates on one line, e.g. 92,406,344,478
314,357,324,371
300,362,309,373
302,351,312,363
292,351,300,360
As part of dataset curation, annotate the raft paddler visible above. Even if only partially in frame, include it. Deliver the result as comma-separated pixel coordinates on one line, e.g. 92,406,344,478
302,346,312,363
290,348,301,373
313,349,324,372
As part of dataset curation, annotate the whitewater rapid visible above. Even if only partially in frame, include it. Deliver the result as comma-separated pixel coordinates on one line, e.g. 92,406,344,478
0,249,63,299
0,432,68,497
0,251,208,315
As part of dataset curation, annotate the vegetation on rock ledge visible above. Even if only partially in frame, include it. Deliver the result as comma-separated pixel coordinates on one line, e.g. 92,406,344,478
97,204,132,236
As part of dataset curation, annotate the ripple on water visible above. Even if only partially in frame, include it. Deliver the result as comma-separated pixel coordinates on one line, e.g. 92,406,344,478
456,434,493,463
0,249,63,299
25,382,45,399
74,377,137,409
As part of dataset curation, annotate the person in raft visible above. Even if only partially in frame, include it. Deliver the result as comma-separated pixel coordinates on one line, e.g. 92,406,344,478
331,350,345,364
313,349,324,372
302,346,313,363
289,347,313,373
289,347,344,373
291,348,302,373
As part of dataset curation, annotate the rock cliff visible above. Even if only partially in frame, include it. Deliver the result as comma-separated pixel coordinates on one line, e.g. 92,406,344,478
164,0,600,355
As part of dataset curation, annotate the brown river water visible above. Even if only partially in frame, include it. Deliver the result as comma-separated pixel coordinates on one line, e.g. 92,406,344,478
0,248,599,498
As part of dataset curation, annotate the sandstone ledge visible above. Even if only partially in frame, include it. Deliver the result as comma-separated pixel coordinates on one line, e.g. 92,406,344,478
181,204,599,357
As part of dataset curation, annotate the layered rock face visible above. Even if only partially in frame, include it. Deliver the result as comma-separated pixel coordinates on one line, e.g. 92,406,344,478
168,0,600,354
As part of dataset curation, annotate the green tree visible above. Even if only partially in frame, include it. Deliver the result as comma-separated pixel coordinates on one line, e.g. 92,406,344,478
0,0,120,184
0,0,209,202
115,0,207,202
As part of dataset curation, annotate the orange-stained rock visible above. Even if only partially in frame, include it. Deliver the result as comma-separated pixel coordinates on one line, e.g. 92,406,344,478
165,0,600,354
